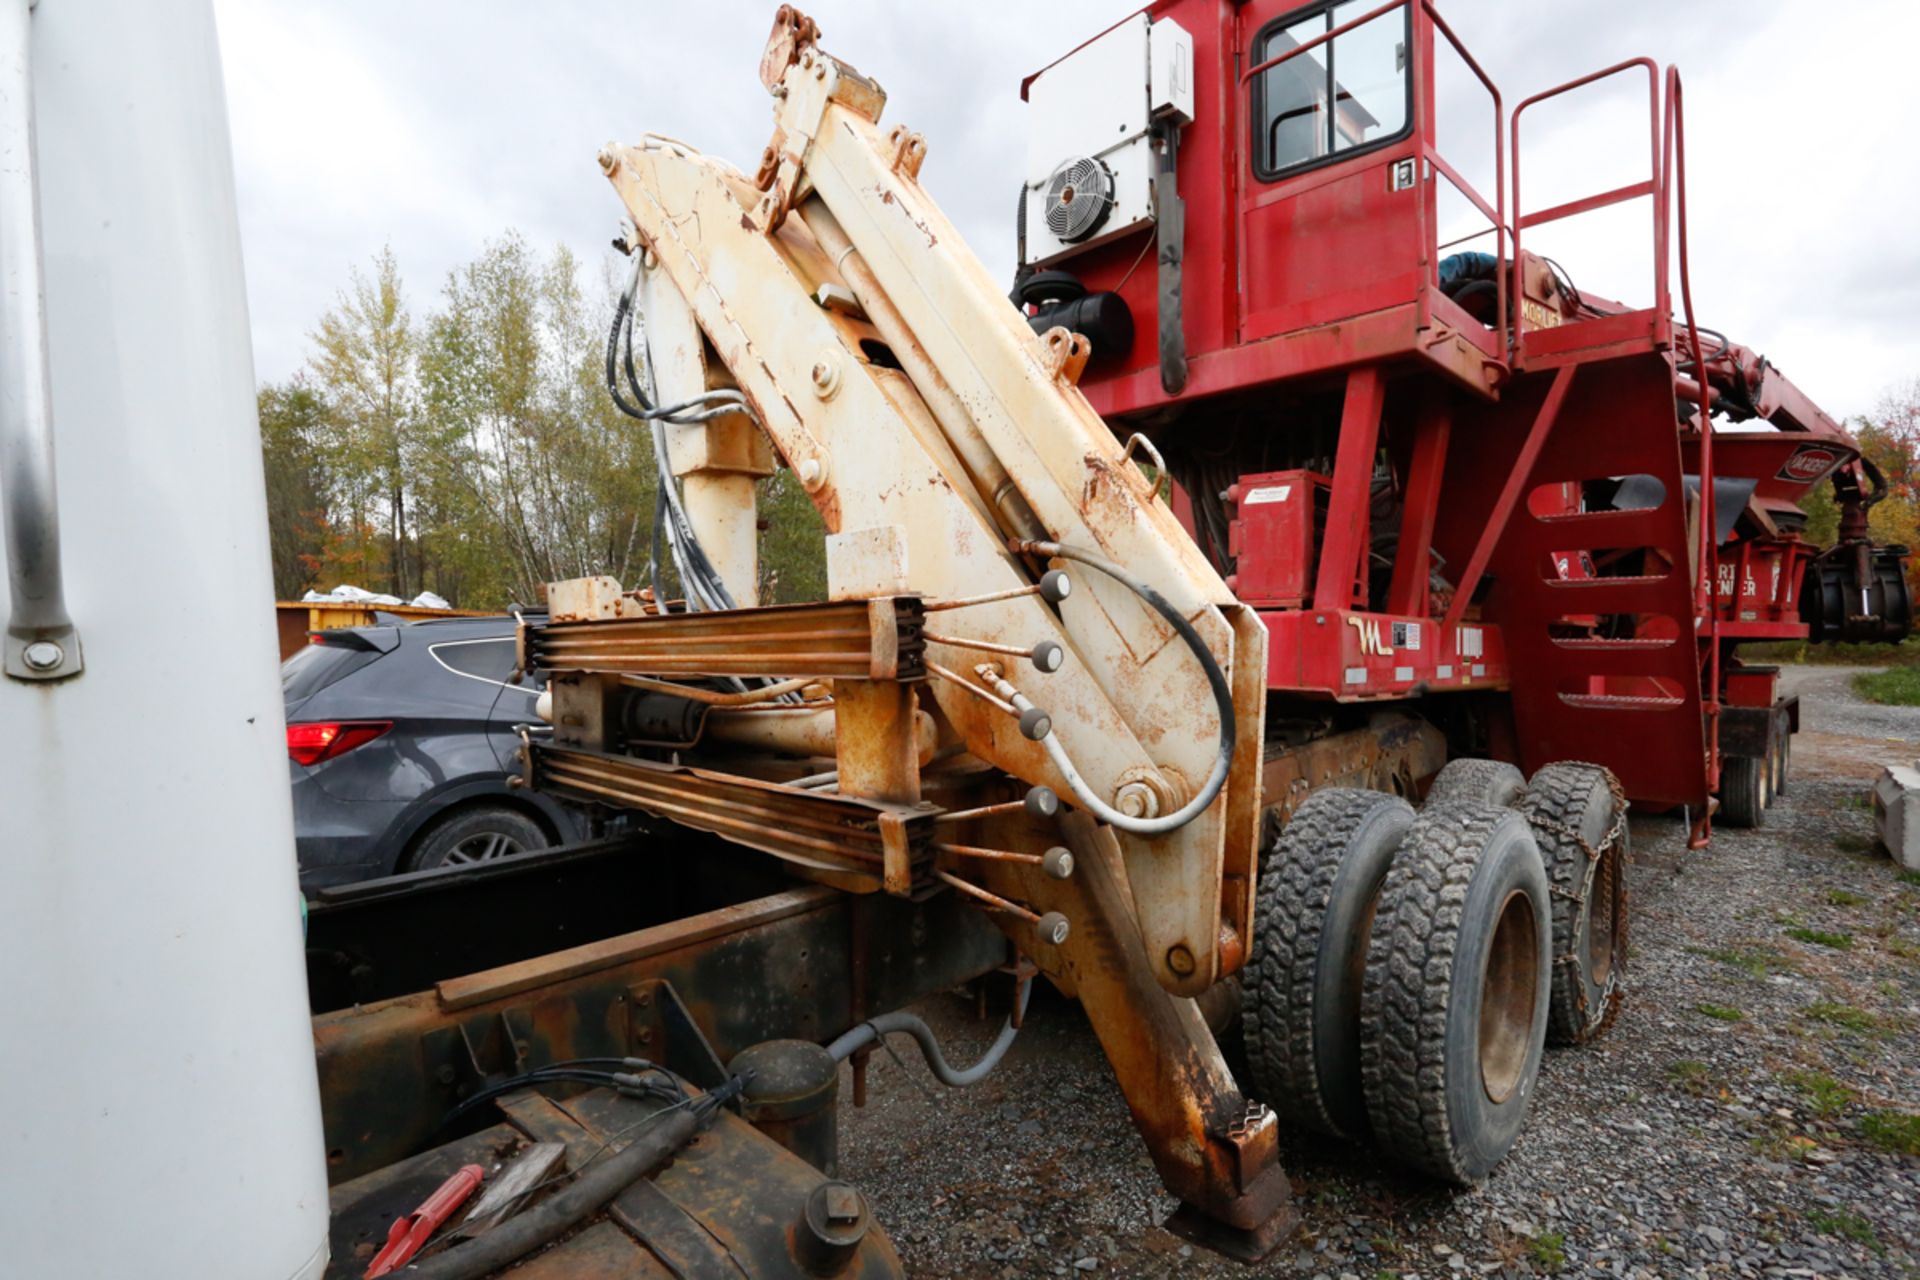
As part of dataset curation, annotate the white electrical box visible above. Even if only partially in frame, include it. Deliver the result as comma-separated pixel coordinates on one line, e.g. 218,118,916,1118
1022,15,1194,267
1150,19,1194,125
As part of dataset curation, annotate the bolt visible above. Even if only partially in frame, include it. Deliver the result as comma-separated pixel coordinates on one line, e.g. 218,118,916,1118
798,457,825,489
597,148,617,174
1115,780,1157,819
435,1065,456,1085
1166,943,1197,977
809,355,840,399
1035,911,1071,946
822,1183,863,1224
22,641,63,671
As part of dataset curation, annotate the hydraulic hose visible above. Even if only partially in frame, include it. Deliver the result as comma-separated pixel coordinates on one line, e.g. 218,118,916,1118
826,981,1032,1087
1007,539,1235,837
401,1103,702,1280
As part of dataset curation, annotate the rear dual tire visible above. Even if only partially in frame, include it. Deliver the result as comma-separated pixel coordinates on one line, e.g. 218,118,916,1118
1426,757,1526,809
1360,802,1552,1185
1244,788,1413,1140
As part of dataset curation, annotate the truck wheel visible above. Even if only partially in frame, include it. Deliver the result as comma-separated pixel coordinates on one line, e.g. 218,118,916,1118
1720,755,1765,829
1426,758,1526,809
1519,763,1629,1045
1361,802,1551,1184
1244,788,1415,1140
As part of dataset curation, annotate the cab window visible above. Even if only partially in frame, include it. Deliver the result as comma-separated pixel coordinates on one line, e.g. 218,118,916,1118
1253,0,1411,180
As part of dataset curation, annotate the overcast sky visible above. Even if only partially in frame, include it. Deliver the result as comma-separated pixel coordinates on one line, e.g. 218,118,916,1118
215,1,1919,422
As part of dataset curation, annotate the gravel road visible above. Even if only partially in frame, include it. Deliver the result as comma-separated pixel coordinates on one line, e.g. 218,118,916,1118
839,665,1920,1278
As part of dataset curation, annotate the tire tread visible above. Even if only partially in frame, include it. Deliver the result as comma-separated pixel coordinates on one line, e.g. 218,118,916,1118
1244,788,1411,1139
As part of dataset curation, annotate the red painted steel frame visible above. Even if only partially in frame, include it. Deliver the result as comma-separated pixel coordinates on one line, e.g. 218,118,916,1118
1026,0,1840,823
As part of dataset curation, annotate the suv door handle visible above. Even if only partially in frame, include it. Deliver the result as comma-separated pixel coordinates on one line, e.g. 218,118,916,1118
1,0,82,682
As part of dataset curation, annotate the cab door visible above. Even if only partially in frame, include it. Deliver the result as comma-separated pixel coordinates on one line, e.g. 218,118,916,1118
1235,0,1425,343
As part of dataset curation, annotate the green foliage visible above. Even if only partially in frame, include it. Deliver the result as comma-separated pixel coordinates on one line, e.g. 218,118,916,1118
1860,1110,1920,1155
1785,927,1853,950
1825,888,1870,906
1781,1069,1853,1119
1688,945,1795,978
1854,666,1920,706
259,238,837,611
258,380,331,598
1666,1058,1717,1095
756,468,828,604
1803,1002,1877,1031
1526,1230,1567,1271
1806,1207,1881,1253
1696,1002,1744,1022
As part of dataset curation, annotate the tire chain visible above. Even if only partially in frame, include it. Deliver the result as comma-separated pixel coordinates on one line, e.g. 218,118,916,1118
1519,764,1630,1038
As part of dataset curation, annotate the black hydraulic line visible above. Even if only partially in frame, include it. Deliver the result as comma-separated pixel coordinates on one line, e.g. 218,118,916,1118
400,1103,704,1280
1008,538,1235,837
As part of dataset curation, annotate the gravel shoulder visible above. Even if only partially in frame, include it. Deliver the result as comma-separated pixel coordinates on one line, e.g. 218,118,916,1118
839,666,1920,1278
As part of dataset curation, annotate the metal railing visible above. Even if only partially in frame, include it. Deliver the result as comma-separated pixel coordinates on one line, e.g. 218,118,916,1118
1,0,82,682
1509,56,1666,344
1241,0,1508,356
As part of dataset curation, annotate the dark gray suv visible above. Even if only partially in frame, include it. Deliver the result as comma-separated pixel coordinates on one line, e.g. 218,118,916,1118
283,613,589,890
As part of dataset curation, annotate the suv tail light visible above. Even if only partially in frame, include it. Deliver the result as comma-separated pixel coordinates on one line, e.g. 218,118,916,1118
287,720,392,767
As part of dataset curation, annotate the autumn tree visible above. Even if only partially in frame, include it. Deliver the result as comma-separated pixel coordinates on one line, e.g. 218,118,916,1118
261,235,836,611
308,245,417,596
258,379,331,599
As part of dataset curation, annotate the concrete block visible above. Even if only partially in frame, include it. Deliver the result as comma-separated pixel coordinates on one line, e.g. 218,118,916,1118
1874,763,1920,871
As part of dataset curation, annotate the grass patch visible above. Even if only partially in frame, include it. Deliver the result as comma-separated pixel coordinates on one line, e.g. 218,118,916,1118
1898,869,1920,887
1745,637,1920,667
1861,1110,1920,1156
1833,834,1877,855
1696,1002,1744,1022
1751,1129,1821,1163
1785,926,1854,950
1825,888,1871,906
1887,936,1920,959
1804,1002,1878,1032
1667,1058,1718,1096
1689,945,1796,978
1782,1069,1854,1119
1806,1207,1882,1254
1526,1230,1567,1272
1854,666,1920,706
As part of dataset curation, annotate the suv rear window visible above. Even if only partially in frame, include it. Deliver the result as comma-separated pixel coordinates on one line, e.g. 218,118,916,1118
281,641,381,702
429,637,517,685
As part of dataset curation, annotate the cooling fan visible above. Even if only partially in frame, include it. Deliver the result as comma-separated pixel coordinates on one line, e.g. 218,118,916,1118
1042,155,1117,244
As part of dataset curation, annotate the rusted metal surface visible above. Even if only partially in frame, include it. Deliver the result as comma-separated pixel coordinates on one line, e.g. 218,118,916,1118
312,878,1006,1186
601,55,1264,994
968,811,1296,1253
531,744,934,895
1257,714,1448,831
435,886,837,1012
530,595,926,682
322,1086,902,1279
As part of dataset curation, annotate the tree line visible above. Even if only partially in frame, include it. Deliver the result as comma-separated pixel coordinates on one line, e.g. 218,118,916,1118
259,236,826,609
260,238,1918,614
1799,380,1920,574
